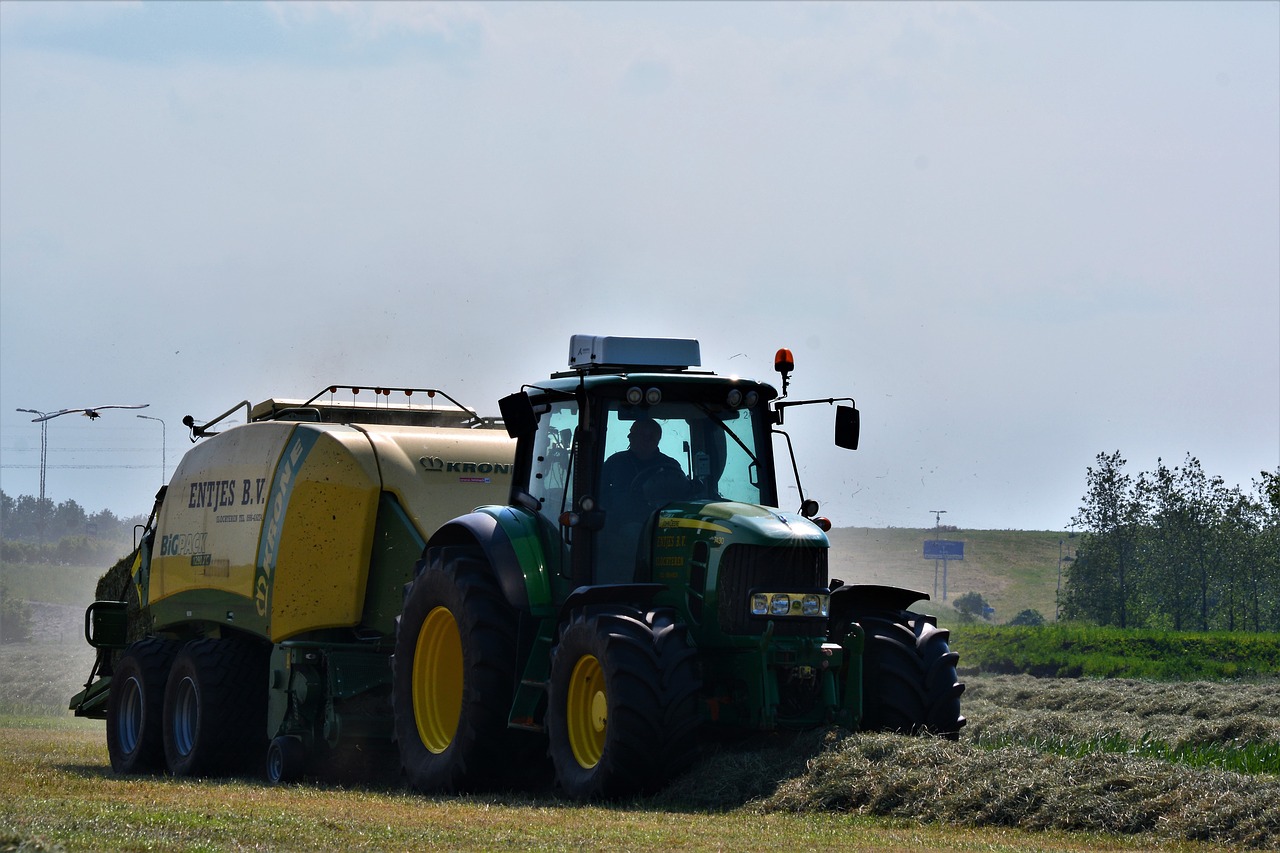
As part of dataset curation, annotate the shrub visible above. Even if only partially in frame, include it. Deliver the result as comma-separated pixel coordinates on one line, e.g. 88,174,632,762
1009,608,1046,627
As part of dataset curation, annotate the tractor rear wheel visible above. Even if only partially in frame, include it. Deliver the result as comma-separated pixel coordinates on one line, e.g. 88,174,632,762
392,550,519,792
162,637,269,776
106,637,177,774
548,608,698,800
848,609,966,738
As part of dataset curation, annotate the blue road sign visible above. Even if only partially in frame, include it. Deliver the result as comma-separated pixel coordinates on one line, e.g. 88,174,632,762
924,539,965,560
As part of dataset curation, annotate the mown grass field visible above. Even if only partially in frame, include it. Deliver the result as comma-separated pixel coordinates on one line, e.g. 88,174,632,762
4,686,1273,853
3,541,1278,850
3,633,1277,850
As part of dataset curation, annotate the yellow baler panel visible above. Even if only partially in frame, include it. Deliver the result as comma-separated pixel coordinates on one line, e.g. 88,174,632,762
267,427,382,642
151,422,294,607
363,426,515,535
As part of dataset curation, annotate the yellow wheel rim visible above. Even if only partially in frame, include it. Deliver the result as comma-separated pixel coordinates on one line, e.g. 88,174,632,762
412,606,463,754
566,654,607,769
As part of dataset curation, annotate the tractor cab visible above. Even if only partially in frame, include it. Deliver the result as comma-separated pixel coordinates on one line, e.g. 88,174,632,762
500,335,857,593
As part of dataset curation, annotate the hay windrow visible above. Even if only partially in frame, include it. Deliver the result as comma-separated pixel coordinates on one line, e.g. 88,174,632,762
754,733,1278,848
650,675,1280,849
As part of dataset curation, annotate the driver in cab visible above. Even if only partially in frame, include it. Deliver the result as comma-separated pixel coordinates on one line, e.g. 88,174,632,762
601,417,690,524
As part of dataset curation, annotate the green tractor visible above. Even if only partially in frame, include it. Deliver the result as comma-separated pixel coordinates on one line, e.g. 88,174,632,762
393,335,965,799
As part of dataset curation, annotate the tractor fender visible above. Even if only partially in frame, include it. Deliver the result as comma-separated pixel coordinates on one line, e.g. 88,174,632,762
557,583,667,621
830,583,930,621
424,509,548,614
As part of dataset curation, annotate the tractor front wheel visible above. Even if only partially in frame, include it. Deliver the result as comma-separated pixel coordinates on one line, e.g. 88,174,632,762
548,609,683,800
849,609,966,738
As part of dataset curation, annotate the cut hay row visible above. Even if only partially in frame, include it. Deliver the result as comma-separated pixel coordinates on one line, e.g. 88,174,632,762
758,732,1278,849
652,674,1280,849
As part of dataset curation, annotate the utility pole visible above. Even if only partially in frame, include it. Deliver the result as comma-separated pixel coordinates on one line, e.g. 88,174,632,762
930,509,946,599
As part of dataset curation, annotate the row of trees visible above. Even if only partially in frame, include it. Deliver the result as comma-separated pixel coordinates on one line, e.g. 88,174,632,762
1,491,145,565
1061,453,1280,633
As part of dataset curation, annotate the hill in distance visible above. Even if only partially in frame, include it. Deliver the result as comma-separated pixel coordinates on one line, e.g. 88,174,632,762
826,527,1074,625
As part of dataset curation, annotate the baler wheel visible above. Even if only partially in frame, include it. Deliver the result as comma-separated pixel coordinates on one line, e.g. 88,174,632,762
392,551,518,792
266,735,307,784
162,637,270,776
106,637,177,774
547,608,691,800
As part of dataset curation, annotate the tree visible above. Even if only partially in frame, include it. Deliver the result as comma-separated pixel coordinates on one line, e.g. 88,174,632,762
1064,451,1143,627
1065,457,1280,633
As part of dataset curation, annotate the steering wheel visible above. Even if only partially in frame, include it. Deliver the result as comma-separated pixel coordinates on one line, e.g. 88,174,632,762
628,464,694,508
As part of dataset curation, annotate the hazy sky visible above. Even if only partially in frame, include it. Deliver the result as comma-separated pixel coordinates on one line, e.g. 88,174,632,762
1,1,1277,531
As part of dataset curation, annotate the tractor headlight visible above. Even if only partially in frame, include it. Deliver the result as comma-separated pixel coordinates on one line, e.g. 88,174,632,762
801,593,828,617
748,591,831,619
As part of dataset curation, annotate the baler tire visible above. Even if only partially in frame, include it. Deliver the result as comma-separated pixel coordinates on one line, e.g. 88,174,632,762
106,637,177,774
266,735,307,784
848,609,966,738
547,608,671,800
162,637,270,777
392,552,519,793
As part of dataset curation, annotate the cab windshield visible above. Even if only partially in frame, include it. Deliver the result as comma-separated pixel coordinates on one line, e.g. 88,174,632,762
599,400,768,511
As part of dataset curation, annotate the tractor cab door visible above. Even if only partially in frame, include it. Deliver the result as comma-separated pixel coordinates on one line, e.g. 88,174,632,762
525,398,578,579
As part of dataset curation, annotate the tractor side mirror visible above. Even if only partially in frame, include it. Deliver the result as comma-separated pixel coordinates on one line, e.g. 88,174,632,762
835,405,860,450
498,392,538,439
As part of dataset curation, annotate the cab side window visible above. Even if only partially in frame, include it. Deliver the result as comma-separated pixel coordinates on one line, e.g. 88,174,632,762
529,401,577,527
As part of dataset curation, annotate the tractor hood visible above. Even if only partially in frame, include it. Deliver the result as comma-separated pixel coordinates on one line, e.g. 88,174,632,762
654,500,829,549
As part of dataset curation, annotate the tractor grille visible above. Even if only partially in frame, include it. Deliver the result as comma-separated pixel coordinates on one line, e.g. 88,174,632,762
717,543,828,637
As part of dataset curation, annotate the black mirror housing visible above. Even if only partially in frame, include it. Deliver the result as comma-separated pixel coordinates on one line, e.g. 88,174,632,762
835,405,859,450
499,392,538,439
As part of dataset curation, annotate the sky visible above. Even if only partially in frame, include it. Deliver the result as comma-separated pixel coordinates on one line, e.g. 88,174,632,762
1,1,1277,532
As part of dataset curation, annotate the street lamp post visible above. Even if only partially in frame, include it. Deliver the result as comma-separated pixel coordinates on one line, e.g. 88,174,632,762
137,414,167,483
16,403,150,503
14,408,49,502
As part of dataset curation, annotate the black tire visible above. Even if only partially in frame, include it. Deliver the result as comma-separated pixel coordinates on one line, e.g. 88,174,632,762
106,637,177,774
548,608,697,800
646,608,702,779
849,609,966,738
392,551,519,793
162,637,270,777
266,736,307,784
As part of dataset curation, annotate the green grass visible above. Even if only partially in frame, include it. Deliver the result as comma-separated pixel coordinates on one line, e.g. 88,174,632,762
973,729,1280,775
951,623,1280,680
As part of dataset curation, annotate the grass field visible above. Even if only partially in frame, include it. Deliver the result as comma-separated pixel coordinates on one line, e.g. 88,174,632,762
3,633,1277,850
3,541,1278,850
1,707,1262,853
